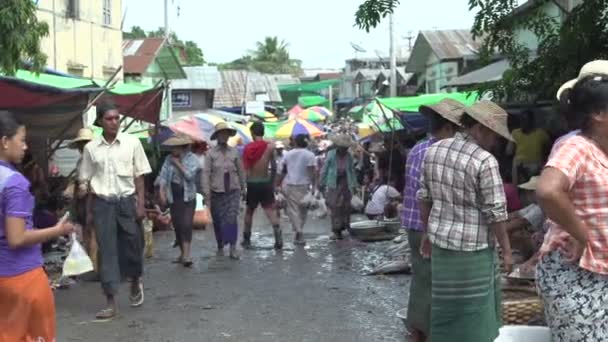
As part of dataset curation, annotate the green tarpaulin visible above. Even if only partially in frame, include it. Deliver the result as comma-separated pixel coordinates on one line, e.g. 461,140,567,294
298,95,328,108
279,79,340,92
377,92,479,112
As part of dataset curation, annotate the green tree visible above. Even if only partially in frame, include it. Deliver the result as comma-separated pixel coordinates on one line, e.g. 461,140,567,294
122,26,206,66
0,0,49,75
217,37,302,75
123,25,146,39
355,0,608,101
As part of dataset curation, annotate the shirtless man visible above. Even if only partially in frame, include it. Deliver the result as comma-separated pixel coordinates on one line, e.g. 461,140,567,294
242,122,282,249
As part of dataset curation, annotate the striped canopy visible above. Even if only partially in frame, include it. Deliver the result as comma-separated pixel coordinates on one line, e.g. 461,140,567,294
295,109,326,122
274,118,324,139
253,111,278,122
308,106,333,117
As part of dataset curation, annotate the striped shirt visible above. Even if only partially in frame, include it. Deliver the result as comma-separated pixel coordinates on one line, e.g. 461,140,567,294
401,137,435,231
417,132,508,251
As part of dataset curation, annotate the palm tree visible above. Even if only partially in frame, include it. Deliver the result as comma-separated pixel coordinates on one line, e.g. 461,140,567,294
251,37,302,75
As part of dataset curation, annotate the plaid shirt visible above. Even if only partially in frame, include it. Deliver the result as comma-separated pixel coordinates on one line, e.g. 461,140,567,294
158,152,201,204
417,132,508,251
402,137,436,231
541,135,608,274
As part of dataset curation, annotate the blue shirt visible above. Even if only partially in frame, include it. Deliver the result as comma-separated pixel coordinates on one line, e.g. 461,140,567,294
158,152,200,204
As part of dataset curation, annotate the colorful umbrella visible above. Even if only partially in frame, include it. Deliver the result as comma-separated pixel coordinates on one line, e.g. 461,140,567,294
309,106,333,117
253,111,278,122
275,119,324,139
295,109,326,122
288,105,304,115
228,122,253,146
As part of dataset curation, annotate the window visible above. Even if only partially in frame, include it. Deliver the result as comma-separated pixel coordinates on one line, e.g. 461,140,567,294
103,0,111,26
172,91,192,108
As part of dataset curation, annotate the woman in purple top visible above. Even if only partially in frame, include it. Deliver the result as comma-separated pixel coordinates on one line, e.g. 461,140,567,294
0,112,74,342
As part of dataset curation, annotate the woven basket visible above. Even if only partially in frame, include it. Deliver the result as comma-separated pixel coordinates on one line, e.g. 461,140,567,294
502,287,544,325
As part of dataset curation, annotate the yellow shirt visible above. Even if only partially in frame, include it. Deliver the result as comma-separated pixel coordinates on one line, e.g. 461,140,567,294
79,134,152,198
512,128,550,164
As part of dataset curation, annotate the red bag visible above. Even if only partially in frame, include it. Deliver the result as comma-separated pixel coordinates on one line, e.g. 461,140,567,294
193,208,211,229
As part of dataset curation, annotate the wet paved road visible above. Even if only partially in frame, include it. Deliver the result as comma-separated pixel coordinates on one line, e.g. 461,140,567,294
55,213,410,342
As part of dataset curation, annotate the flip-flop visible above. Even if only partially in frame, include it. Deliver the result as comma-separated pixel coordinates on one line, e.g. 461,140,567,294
95,307,117,321
129,282,144,307
182,259,193,268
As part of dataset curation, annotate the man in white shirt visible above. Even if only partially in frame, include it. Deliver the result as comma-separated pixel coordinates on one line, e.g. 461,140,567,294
276,134,316,245
365,180,401,219
80,102,152,320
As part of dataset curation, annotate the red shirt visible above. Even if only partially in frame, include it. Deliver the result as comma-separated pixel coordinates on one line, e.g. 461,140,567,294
503,182,522,213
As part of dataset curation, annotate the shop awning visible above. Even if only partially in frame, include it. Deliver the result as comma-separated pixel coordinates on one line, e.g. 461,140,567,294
377,92,479,112
279,79,340,92
444,60,509,88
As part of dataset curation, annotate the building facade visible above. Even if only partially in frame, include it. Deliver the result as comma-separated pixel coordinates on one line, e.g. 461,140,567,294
36,0,123,80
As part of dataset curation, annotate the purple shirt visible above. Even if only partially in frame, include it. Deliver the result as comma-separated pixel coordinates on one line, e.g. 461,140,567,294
0,161,41,277
402,137,436,231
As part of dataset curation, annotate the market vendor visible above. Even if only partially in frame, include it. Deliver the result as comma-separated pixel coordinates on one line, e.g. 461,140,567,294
418,101,513,342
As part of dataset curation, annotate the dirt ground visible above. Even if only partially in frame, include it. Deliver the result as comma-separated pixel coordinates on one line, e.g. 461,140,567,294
55,212,411,342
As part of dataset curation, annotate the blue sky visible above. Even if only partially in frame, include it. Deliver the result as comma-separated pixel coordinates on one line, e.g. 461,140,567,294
123,0,479,68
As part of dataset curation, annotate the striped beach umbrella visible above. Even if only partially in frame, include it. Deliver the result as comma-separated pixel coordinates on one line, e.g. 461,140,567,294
295,109,326,122
253,111,278,122
274,118,324,139
228,122,253,146
309,106,333,117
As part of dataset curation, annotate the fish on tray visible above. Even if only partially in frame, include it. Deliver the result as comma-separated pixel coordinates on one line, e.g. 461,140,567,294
366,259,411,275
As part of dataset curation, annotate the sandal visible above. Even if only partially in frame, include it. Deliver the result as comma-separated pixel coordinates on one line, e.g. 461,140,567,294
95,307,117,321
182,258,193,268
129,282,144,307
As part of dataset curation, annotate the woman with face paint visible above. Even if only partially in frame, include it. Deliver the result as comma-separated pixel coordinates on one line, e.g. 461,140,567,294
201,123,246,259
319,134,359,240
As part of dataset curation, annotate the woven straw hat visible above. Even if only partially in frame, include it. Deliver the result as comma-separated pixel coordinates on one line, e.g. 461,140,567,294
330,134,355,148
518,176,539,191
210,122,236,140
464,100,513,142
162,134,193,147
556,60,608,99
419,98,465,126
69,128,94,148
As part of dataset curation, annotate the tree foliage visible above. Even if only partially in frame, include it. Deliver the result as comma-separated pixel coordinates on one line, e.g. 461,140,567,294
355,0,608,101
219,36,302,75
0,0,49,75
354,0,400,32
123,26,205,66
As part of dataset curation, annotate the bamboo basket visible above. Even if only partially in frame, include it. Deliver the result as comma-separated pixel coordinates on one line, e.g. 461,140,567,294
502,287,544,325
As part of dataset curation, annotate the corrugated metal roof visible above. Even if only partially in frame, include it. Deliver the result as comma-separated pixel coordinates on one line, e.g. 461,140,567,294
444,59,510,88
172,66,221,90
270,74,300,86
376,68,414,84
420,30,481,60
122,38,166,75
406,29,483,73
213,70,282,107
354,69,384,81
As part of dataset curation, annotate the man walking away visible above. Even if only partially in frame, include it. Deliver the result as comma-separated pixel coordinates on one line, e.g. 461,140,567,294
277,134,316,246
79,102,152,320
242,122,282,249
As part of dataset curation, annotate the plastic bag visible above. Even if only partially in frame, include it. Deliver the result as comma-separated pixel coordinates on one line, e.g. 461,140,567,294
312,198,328,218
193,207,212,228
300,192,316,209
351,195,364,211
275,192,286,209
62,233,94,277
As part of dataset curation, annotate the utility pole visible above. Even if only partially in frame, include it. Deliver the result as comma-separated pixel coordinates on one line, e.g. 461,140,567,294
389,13,397,97
164,0,172,120
164,0,169,38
